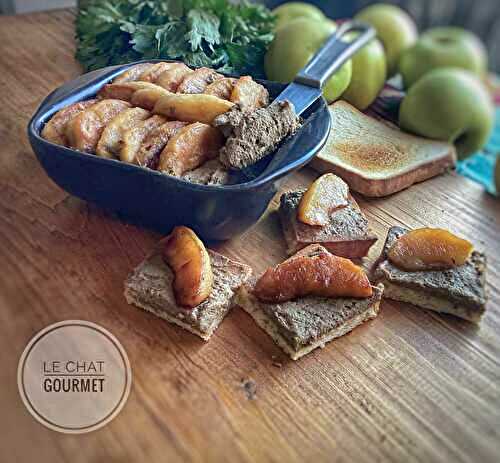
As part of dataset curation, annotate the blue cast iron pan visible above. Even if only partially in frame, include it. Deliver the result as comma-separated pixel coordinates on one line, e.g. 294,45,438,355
27,60,331,241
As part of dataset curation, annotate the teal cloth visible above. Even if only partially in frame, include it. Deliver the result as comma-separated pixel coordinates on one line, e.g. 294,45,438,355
457,107,500,195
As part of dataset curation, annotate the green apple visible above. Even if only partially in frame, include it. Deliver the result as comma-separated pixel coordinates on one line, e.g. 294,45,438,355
355,3,417,76
272,2,325,30
342,38,387,110
399,27,488,88
399,68,494,160
265,18,352,103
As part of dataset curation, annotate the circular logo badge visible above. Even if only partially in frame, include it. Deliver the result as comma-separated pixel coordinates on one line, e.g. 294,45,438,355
18,320,132,434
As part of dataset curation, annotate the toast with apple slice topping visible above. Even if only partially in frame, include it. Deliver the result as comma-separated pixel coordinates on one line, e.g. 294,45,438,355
373,226,487,322
237,244,383,360
279,174,377,258
124,227,252,340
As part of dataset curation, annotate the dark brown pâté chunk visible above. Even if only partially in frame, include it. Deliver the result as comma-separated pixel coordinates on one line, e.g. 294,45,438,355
261,285,384,351
214,100,301,170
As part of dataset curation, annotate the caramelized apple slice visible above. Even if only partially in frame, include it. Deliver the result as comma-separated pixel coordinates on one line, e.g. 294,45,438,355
137,62,172,83
254,249,372,302
98,82,164,101
96,107,150,158
112,63,154,84
162,226,213,308
130,87,172,110
204,78,236,100
230,76,269,110
41,99,97,146
156,63,193,91
120,115,167,163
158,122,224,176
153,93,234,124
135,121,188,168
298,174,350,226
65,99,131,152
388,228,474,271
176,67,223,94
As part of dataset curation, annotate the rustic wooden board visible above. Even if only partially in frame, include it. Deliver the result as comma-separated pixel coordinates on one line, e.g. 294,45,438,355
0,9,499,463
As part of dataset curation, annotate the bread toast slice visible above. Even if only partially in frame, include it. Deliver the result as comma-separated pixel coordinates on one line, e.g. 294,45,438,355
373,226,488,323
237,245,383,360
124,247,252,340
279,189,377,257
311,101,456,197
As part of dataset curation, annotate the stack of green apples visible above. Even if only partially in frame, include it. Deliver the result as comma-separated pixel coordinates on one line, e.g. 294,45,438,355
265,2,495,161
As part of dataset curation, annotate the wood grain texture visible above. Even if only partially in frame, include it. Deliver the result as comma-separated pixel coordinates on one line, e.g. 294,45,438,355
0,9,499,463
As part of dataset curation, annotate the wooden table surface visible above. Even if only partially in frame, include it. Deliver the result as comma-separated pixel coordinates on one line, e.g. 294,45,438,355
1,9,499,463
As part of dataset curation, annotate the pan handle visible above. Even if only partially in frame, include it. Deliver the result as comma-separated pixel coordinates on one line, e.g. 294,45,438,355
295,21,376,89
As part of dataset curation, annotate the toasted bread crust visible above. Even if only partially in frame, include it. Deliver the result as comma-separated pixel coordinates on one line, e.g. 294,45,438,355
311,101,456,197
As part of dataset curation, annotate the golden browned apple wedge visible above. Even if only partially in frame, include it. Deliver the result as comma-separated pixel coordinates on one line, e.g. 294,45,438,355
387,228,474,271
156,63,193,91
130,87,172,110
135,121,188,168
120,115,167,163
41,99,97,146
297,173,350,226
98,81,164,102
230,76,269,110
154,93,234,124
162,226,213,308
253,247,373,303
137,62,172,82
65,99,131,152
95,107,150,159
204,77,237,100
158,122,225,176
176,67,223,94
112,63,154,84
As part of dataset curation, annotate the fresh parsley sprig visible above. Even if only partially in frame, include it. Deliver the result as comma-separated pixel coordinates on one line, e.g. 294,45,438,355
75,0,275,77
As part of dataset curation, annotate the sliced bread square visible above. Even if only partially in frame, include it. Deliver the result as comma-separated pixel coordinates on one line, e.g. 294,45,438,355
373,226,488,323
124,248,252,340
311,101,456,197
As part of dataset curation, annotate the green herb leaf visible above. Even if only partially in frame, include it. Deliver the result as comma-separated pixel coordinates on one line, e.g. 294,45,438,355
75,0,275,76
